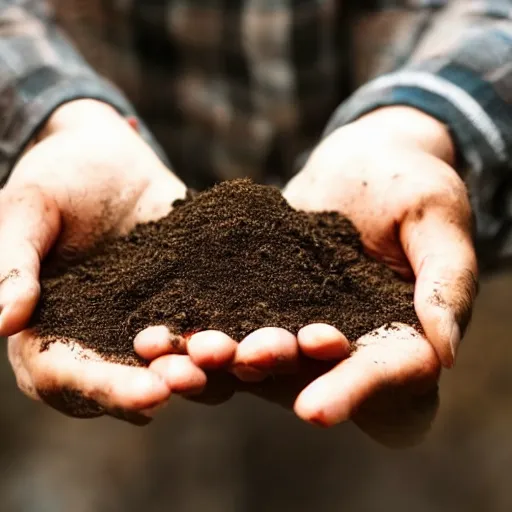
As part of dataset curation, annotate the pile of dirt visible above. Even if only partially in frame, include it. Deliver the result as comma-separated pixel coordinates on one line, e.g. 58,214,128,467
32,179,418,363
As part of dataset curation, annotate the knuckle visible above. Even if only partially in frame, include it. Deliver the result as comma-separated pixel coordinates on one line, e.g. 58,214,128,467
14,373,38,401
439,172,471,215
407,176,472,229
0,184,60,254
427,266,477,336
15,367,39,400
2,183,58,215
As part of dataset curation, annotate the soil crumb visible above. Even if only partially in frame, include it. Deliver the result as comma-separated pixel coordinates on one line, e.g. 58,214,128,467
32,179,418,364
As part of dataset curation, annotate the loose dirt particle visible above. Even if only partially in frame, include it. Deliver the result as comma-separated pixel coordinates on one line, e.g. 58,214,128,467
32,179,419,364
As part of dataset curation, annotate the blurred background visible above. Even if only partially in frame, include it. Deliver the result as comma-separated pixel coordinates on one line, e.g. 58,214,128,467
0,270,510,512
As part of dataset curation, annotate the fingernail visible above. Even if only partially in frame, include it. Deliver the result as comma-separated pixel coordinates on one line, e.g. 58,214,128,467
449,321,461,367
0,304,12,334
140,400,169,417
232,364,267,382
308,414,330,429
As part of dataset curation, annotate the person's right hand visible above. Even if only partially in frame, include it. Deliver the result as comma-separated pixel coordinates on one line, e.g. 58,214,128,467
0,99,193,423
1,99,311,424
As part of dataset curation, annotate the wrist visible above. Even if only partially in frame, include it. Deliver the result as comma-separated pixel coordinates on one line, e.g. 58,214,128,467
353,106,456,166
36,99,126,142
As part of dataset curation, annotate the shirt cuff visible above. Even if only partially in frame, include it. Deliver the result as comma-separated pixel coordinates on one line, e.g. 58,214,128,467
322,65,512,178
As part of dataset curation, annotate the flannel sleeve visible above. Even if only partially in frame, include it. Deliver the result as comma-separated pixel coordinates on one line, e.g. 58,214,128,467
324,0,512,268
0,0,167,184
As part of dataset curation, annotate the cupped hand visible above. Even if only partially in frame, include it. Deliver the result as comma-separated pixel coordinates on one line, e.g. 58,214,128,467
284,106,478,368
274,106,475,430
1,99,190,423
2,99,304,423
253,322,440,447
146,107,474,437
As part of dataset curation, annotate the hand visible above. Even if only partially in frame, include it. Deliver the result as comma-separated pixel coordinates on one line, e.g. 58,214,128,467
276,106,477,427
1,100,191,423
1,100,305,423
148,107,473,433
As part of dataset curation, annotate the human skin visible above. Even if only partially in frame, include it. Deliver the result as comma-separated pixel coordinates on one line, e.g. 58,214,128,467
0,100,323,423
1,101,476,429
155,106,475,432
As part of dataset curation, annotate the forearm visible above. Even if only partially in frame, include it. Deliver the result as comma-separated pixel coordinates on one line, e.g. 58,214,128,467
0,1,163,183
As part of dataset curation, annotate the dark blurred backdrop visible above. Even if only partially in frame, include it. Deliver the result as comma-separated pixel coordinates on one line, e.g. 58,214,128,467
1,271,511,512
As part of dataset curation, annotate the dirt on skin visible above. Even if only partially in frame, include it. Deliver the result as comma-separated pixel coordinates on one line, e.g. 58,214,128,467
32,179,419,364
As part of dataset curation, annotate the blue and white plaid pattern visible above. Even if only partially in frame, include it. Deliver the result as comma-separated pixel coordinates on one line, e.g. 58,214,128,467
1,0,512,264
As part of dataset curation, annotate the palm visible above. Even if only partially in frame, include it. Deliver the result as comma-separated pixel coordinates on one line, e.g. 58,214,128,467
283,143,448,278
3,112,187,423
268,124,478,431
9,124,185,258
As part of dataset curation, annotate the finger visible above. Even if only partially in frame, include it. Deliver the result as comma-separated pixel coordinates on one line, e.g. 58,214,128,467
110,396,170,426
0,186,60,336
133,325,186,360
231,327,299,382
14,330,170,414
149,354,207,395
401,198,477,368
294,324,440,427
7,333,39,401
297,324,351,360
187,330,238,369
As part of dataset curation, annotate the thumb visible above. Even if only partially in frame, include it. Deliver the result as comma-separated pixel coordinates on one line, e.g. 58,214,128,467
401,200,477,368
0,185,60,336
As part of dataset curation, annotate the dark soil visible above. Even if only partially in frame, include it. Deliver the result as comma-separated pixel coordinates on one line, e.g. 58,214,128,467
32,179,419,364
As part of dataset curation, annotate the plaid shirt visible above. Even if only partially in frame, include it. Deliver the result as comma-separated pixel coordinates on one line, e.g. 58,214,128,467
1,0,512,267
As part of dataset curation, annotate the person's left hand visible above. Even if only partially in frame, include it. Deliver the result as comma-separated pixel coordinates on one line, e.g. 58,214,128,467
143,106,477,433
278,106,476,428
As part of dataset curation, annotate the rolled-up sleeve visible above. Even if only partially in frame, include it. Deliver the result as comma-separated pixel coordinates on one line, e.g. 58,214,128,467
324,0,512,269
